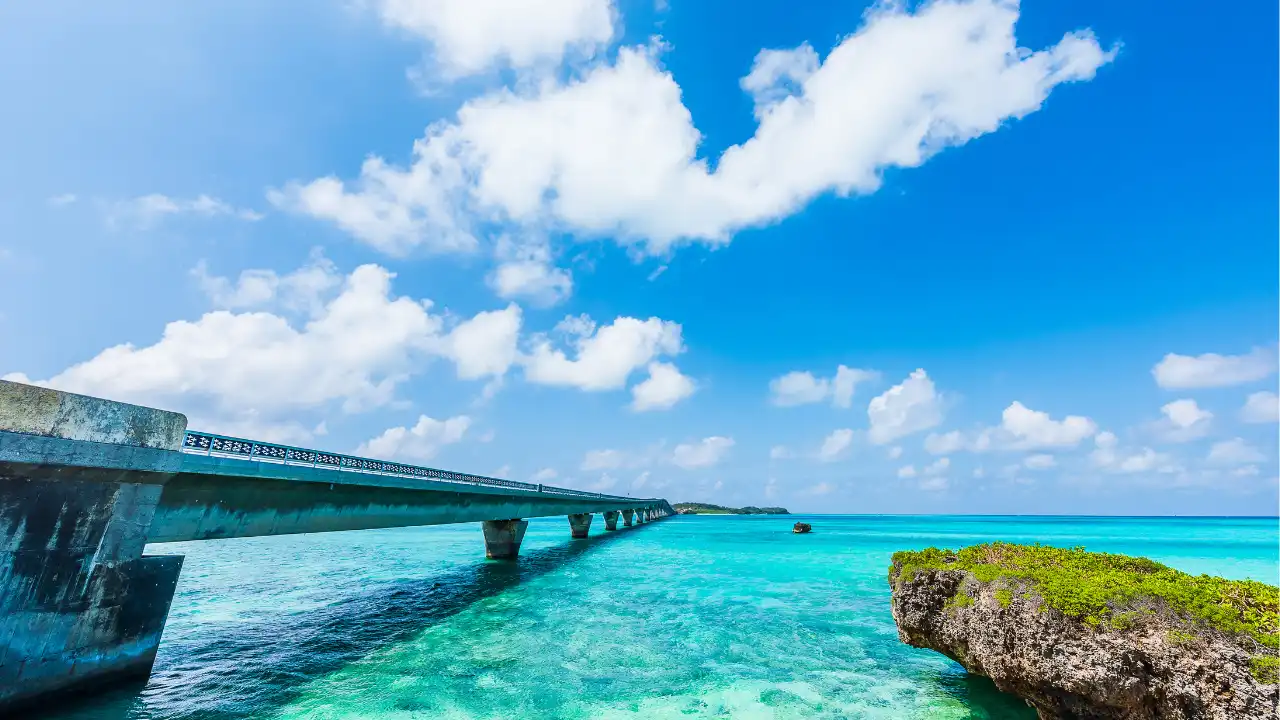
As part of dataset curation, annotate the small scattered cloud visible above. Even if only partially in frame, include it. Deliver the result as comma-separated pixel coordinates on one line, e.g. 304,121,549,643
817,428,855,462
1023,453,1056,470
1152,347,1276,389
1146,398,1213,443
1241,391,1279,424
630,361,696,411
581,448,625,471
867,369,944,444
359,413,471,461
769,365,878,408
769,445,792,460
108,193,264,229
47,193,77,207
1206,438,1266,466
531,467,558,482
671,436,734,469
897,464,917,479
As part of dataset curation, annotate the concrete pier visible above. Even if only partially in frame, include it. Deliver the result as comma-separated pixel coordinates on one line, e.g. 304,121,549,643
0,382,187,713
567,513,593,538
481,519,528,559
603,511,619,531
622,509,634,526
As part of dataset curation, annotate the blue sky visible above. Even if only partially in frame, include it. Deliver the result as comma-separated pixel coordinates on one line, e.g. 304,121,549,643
1,0,1276,515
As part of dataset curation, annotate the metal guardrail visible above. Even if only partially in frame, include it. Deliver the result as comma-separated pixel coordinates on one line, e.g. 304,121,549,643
181,430,645,503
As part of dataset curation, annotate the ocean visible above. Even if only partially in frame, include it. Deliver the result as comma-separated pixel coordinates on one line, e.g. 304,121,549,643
42,515,1279,720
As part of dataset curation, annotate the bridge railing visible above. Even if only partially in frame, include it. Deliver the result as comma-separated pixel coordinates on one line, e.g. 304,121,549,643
180,430,642,503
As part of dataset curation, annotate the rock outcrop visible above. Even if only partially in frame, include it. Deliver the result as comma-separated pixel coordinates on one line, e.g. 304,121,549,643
792,522,812,534
889,544,1278,720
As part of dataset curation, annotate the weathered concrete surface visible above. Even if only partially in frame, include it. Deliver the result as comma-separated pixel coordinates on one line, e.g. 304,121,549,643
567,513,593,538
0,383,189,714
0,380,187,450
603,511,619,531
622,509,634,527
481,519,528,559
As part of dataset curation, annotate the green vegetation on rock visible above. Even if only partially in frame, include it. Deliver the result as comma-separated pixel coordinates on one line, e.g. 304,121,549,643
673,503,789,515
890,542,1279,680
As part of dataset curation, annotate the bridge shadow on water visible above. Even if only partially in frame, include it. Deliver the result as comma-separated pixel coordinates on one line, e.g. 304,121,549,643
33,526,648,720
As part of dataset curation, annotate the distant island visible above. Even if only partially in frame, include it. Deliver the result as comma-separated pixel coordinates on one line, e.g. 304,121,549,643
673,503,789,515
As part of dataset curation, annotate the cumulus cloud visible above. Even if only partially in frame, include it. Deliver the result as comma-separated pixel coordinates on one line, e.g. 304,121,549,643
924,430,965,455
1152,347,1276,389
581,448,625,471
630,361,696,411
769,365,878,408
191,249,342,316
109,193,263,229
359,413,471,461
486,236,573,306
1089,431,1180,475
374,0,615,78
922,457,950,476
671,436,734,469
897,464,917,479
280,1,1114,256
530,467,559,482
817,428,854,462
769,445,792,460
523,315,685,391
1146,398,1213,443
998,401,1096,449
919,476,949,491
867,369,944,444
1241,391,1279,424
1206,438,1266,466
1023,453,1056,470
887,445,904,460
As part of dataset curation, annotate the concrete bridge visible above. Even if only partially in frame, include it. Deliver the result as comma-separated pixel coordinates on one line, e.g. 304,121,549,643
0,380,673,713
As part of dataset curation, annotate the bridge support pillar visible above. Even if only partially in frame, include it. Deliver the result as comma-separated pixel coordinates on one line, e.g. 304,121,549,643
567,513,593,538
482,519,528,559
603,511,619,531
0,381,187,715
622,509,634,527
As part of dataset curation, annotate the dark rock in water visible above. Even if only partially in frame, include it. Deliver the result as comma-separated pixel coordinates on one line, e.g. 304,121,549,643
888,543,1279,720
792,522,812,534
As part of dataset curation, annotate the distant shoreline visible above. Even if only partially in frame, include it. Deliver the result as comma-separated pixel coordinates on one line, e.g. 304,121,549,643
673,503,790,515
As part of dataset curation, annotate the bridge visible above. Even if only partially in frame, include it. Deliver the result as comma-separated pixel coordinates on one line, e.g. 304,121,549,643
0,379,673,713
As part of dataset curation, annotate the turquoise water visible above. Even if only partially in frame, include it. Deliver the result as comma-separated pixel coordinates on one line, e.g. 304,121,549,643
47,515,1279,719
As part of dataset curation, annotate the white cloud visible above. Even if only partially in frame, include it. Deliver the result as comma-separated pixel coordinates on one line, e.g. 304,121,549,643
924,430,965,455
632,471,651,490
1089,432,1180,475
359,413,471,461
586,472,619,492
48,193,77,206
191,249,342,316
1023,453,1056,470
769,445,792,460
919,476,949,492
442,304,522,380
493,464,512,477
671,436,734,469
867,369,943,444
1152,347,1276,389
1241,391,1280,424
1148,398,1213,443
581,448,624,471
109,193,263,228
831,366,879,408
923,457,950,476
817,428,854,462
523,315,684,391
531,467,558,482
282,1,1113,256
802,481,835,496
887,445,903,460
630,361,695,411
4,264,461,420
999,401,1096,449
769,371,829,406
1207,438,1267,466
897,464,917,479
1233,465,1261,478
373,0,615,78
487,236,573,307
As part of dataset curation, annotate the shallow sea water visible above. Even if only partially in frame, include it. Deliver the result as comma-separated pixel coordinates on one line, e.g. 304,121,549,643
42,515,1279,720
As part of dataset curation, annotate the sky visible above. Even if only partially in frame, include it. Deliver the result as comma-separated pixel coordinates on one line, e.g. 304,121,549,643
0,0,1276,515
